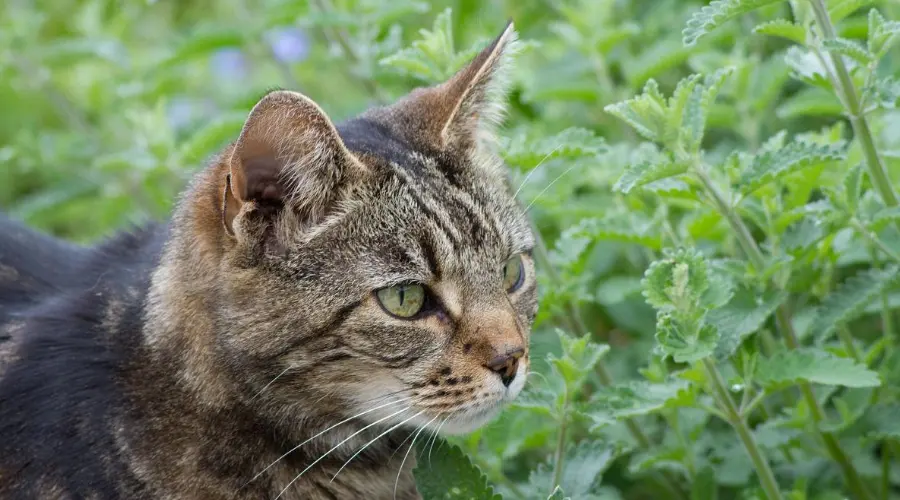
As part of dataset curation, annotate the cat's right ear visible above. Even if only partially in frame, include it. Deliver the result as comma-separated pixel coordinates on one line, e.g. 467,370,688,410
222,90,365,237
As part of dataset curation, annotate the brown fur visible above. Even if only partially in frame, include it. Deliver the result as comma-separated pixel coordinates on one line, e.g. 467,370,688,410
0,22,535,499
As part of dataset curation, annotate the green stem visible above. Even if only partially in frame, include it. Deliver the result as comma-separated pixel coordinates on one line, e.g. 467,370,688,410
703,359,784,500
881,442,890,500
550,390,569,495
693,161,873,500
808,0,899,208
837,326,862,362
529,220,686,499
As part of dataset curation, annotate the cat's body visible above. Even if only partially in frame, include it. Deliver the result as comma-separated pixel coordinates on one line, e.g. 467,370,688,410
0,23,536,499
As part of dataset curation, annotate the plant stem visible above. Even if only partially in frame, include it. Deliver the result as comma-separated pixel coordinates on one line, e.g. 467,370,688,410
529,219,686,500
851,219,900,264
550,390,569,495
693,161,874,500
702,359,784,500
808,0,899,208
837,326,862,362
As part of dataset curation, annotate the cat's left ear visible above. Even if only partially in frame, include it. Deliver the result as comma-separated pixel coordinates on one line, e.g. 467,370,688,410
391,21,519,153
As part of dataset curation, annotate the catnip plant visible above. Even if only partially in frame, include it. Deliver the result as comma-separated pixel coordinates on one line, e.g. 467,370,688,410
2,0,899,499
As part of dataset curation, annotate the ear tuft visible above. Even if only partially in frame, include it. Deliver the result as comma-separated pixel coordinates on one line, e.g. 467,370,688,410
223,91,364,235
437,20,520,149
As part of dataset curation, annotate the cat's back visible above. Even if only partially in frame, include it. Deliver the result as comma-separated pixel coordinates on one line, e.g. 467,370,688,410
0,214,166,498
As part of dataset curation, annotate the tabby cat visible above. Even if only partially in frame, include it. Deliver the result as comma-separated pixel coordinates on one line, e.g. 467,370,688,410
0,21,536,499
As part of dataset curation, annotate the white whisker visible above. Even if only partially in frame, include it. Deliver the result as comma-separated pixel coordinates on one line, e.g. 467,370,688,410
330,410,424,483
275,405,412,499
394,415,440,499
521,162,580,215
251,365,294,401
427,414,453,464
247,396,412,487
512,143,564,200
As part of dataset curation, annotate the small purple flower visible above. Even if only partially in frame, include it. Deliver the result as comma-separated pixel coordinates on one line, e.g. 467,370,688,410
266,28,310,63
210,48,248,80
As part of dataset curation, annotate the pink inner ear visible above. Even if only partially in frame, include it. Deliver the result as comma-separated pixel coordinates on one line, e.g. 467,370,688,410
241,156,285,203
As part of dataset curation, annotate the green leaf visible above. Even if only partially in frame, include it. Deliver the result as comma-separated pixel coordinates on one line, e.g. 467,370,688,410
681,67,734,152
656,313,719,363
809,265,899,341
861,403,900,440
692,466,719,500
683,0,783,46
784,46,833,90
502,128,607,169
738,141,845,195
709,289,788,360
550,329,610,386
752,19,806,44
870,206,900,230
642,248,711,311
865,76,900,109
413,439,503,500
755,348,881,388
565,215,663,250
177,112,246,166
868,9,900,57
556,441,620,497
829,0,875,23
586,379,690,429
604,80,668,141
614,159,689,194
821,38,874,65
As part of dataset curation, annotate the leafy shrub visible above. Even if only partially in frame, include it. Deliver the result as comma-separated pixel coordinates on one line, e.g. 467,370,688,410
2,0,900,498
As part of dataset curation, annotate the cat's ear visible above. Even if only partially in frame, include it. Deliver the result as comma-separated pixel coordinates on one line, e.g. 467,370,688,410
430,21,519,150
223,90,364,236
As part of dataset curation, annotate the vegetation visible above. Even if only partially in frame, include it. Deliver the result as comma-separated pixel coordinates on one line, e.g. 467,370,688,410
3,0,900,498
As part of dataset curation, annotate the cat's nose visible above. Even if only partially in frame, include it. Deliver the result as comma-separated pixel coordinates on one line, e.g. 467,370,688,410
484,348,524,387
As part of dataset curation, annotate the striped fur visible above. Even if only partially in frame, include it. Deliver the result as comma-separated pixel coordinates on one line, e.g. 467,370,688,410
0,22,535,499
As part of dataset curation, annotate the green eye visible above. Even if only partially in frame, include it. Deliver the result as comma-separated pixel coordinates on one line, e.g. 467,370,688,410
502,255,525,292
376,284,426,318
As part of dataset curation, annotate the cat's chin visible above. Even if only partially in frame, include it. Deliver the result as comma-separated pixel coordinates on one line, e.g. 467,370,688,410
438,404,504,435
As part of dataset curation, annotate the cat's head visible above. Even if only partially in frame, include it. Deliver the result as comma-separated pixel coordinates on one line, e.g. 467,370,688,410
215,22,535,435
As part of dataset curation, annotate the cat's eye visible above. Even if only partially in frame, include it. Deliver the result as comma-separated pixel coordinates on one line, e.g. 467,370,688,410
502,255,525,292
376,284,426,318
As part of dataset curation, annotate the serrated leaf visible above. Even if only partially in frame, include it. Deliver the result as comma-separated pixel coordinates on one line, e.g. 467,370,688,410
784,46,834,90
604,80,668,141
870,206,900,230
683,0,783,46
682,67,734,152
413,439,503,500
614,159,689,194
809,265,899,341
642,248,711,311
551,330,610,386
586,379,690,429
753,19,806,44
709,289,788,360
755,348,881,388
868,9,900,57
555,441,620,497
865,76,900,110
738,141,845,195
656,313,719,363
502,128,607,169
566,215,663,250
822,38,874,65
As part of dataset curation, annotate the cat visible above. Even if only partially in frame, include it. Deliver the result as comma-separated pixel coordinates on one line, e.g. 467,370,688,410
0,21,537,500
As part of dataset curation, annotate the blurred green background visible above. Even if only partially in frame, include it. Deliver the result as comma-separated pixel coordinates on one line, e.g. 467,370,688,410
6,0,896,244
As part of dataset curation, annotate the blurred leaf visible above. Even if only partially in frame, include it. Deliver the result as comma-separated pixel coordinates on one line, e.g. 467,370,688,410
738,141,845,195
683,0,783,46
413,439,503,500
709,289,788,360
755,348,881,388
809,265,899,341
586,379,691,429
753,19,806,44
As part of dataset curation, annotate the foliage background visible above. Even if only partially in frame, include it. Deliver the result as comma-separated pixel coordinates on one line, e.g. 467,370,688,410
2,0,900,499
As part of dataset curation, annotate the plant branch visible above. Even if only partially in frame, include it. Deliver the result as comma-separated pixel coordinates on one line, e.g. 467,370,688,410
850,219,900,264
550,390,569,495
693,161,874,500
808,0,899,208
703,359,783,500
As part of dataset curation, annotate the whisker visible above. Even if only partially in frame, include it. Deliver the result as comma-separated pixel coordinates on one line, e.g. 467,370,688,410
427,414,453,465
521,162,580,215
394,415,440,499
512,143,565,200
275,405,413,499
330,410,424,483
247,396,412,487
251,365,294,401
